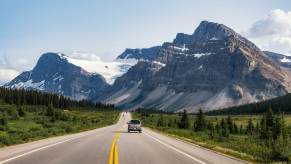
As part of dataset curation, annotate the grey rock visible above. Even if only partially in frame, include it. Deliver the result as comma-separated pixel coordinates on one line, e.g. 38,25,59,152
5,52,109,100
101,21,291,112
117,46,161,61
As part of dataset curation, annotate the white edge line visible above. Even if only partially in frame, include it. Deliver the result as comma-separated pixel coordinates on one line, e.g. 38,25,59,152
0,137,76,164
144,127,248,164
0,126,111,164
143,131,206,164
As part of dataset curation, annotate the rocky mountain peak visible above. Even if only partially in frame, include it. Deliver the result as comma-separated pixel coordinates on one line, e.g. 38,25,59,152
5,52,109,100
102,20,291,112
6,20,291,112
173,33,193,45
192,20,237,41
37,52,66,64
116,46,161,61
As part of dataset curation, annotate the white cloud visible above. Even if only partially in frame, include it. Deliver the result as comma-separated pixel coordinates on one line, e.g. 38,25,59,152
0,54,32,85
247,9,291,37
268,37,291,54
0,68,19,85
246,9,291,56
68,51,101,61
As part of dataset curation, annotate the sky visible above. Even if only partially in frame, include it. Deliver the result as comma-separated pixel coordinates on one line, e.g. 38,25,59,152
0,0,290,84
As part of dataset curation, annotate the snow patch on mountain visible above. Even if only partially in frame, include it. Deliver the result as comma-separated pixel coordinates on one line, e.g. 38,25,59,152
281,57,291,63
9,80,45,90
191,53,213,58
64,55,137,85
169,45,189,52
152,61,166,67
198,65,203,70
52,74,64,82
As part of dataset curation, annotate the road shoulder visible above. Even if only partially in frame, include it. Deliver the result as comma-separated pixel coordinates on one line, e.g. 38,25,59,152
143,127,252,164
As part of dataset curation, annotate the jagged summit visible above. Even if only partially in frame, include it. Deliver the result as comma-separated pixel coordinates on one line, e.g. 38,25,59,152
193,21,237,41
5,52,109,100
116,46,161,61
101,20,291,112
5,20,291,112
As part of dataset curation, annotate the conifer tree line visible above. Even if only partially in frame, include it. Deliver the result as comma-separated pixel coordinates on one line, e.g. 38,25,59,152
207,93,291,115
0,87,114,109
136,108,290,161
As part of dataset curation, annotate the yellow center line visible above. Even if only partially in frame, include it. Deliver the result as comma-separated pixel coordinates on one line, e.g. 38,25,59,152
108,129,122,164
114,144,119,164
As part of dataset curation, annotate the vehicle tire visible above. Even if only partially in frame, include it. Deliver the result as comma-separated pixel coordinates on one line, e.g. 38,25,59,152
139,130,142,133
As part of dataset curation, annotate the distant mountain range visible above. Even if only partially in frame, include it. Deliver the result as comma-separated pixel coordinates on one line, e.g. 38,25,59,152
5,21,291,112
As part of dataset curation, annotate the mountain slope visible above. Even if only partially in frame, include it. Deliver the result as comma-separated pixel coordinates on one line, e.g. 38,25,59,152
5,52,109,100
64,54,137,85
116,46,161,61
5,21,291,112
263,51,291,69
101,21,291,112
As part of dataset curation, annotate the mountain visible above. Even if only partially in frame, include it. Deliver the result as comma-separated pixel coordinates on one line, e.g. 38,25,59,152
5,21,291,112
63,53,137,85
116,46,161,61
263,51,291,69
5,52,109,100
101,21,291,112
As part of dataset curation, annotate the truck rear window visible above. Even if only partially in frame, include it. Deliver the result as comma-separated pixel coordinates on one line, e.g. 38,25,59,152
129,120,140,124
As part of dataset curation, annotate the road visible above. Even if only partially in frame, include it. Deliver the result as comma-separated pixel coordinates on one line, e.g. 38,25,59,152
0,112,247,164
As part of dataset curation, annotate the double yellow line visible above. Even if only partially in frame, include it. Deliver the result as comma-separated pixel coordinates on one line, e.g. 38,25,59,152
108,131,121,164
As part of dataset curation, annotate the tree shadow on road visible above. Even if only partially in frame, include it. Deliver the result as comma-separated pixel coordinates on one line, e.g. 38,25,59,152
112,130,129,133
112,130,141,134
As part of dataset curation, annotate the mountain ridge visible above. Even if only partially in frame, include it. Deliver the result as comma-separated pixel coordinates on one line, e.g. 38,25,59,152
5,20,291,112
101,21,291,112
5,52,109,100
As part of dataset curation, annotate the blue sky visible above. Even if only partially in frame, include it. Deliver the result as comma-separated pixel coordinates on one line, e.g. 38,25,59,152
0,0,290,84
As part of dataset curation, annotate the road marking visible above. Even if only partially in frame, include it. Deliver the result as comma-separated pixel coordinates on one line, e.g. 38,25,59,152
114,144,119,164
0,127,109,164
144,131,206,164
108,130,122,164
0,137,76,164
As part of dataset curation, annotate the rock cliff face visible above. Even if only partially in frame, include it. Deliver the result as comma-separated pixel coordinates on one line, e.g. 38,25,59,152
5,52,109,100
6,21,291,112
263,51,291,69
102,21,291,112
117,46,161,61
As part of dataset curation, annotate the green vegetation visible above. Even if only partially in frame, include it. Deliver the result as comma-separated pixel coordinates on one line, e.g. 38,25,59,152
207,93,291,115
0,88,120,147
0,87,114,109
0,104,119,147
133,108,291,163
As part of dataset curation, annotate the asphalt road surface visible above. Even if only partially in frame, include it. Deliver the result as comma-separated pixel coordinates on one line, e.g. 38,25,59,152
0,112,248,164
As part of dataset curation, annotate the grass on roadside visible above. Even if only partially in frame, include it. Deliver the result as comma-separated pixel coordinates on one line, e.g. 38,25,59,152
133,112,291,163
0,104,120,147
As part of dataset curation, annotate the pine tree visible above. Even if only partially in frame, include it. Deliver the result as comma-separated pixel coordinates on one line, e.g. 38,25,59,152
220,118,229,137
157,114,164,127
246,118,255,135
178,110,189,129
207,121,215,139
0,113,8,126
226,116,234,133
194,109,206,131
46,104,55,117
233,122,238,134
260,108,274,140
17,105,26,117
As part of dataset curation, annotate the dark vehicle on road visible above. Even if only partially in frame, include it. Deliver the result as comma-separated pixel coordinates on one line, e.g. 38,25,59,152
127,119,142,133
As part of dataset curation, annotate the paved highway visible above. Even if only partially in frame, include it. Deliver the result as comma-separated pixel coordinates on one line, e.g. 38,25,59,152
0,112,248,164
